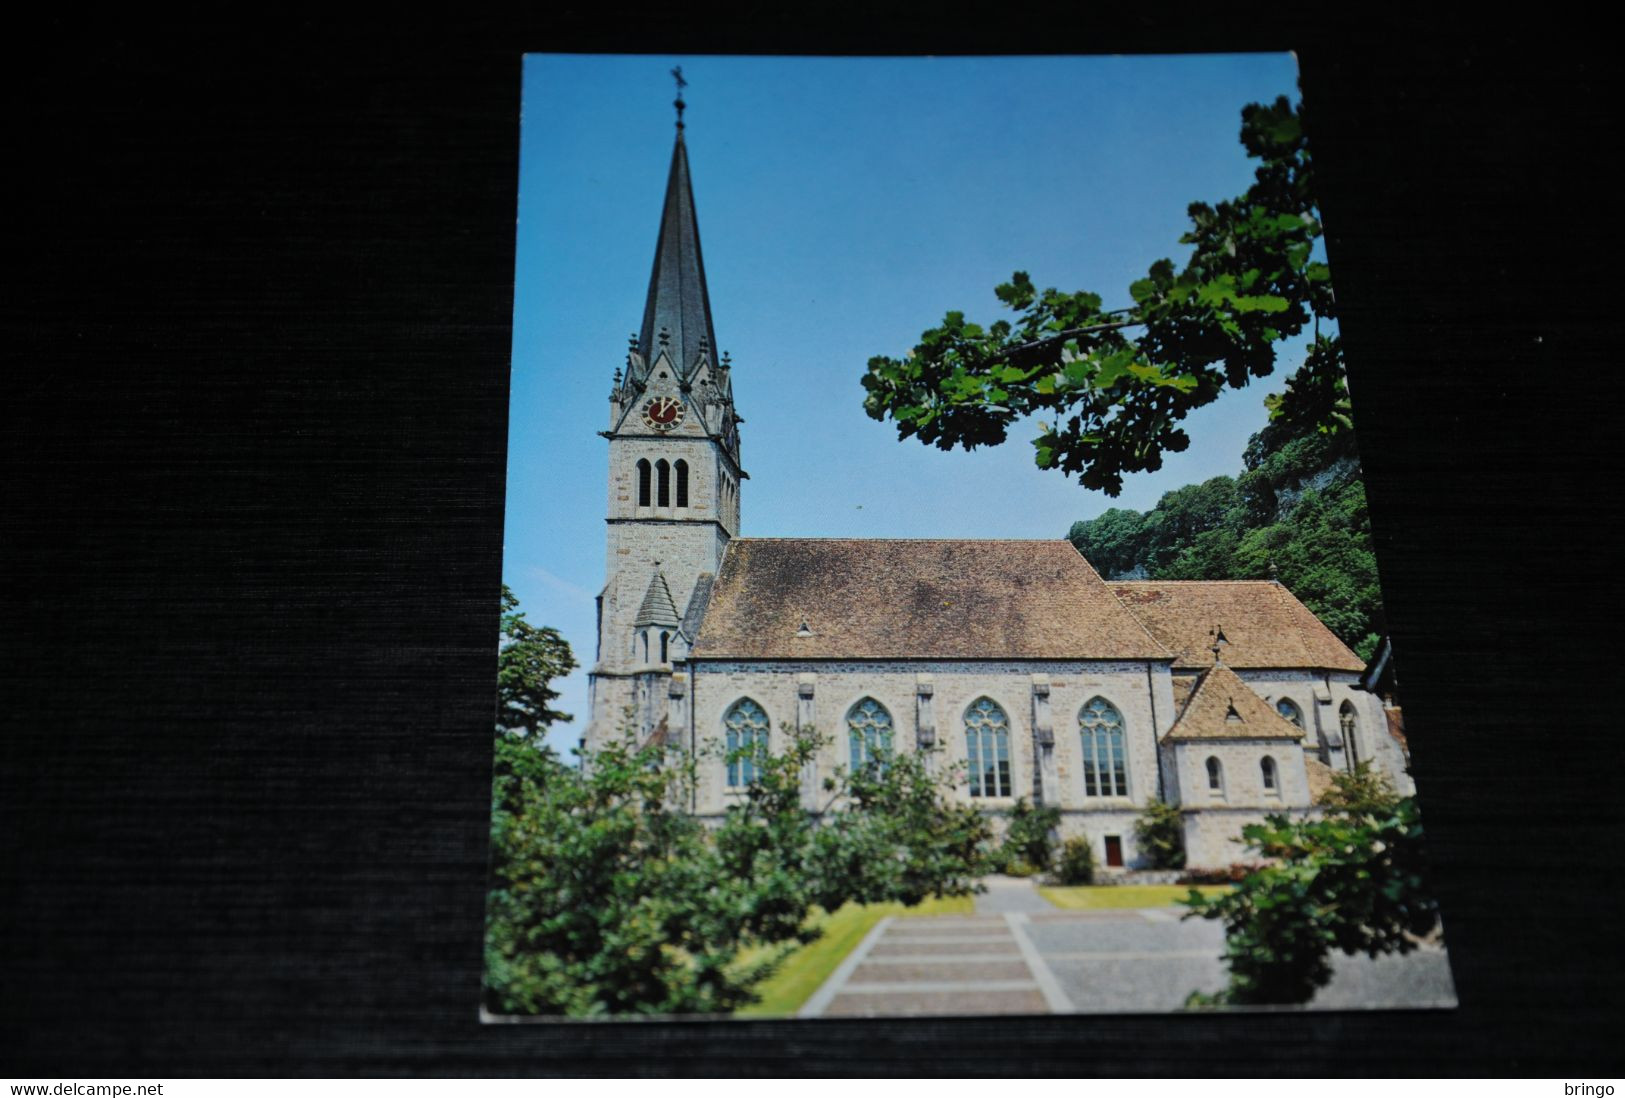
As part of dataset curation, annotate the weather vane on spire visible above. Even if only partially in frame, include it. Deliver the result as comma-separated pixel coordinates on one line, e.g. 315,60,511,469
671,65,687,131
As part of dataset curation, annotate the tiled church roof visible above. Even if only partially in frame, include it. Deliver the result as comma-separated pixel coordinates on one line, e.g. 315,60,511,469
678,572,715,641
1110,580,1365,672
1163,662,1307,743
689,539,1171,661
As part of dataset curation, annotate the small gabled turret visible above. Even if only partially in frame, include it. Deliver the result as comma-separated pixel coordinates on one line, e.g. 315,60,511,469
634,569,681,629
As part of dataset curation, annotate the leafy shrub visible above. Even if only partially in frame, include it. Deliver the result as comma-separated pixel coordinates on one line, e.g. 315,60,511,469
485,730,777,1016
1317,760,1400,817
976,842,1010,875
806,743,992,910
1133,798,1186,870
486,721,991,1017
998,797,1061,873
1055,836,1095,885
1182,797,1438,1006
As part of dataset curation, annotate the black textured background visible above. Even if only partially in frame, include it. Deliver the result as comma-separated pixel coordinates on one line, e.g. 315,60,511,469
5,15,1620,1076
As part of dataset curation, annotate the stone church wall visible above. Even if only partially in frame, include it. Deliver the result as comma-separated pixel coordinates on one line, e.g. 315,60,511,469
1234,668,1412,794
684,658,1178,824
1171,738,1312,867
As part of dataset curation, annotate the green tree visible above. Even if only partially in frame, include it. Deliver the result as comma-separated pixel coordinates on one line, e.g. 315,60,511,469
807,747,992,908
485,730,741,1016
861,97,1346,497
1317,760,1402,818
492,586,578,820
1065,410,1384,660
497,583,577,737
1182,793,1438,1006
486,723,990,1017
1067,507,1148,578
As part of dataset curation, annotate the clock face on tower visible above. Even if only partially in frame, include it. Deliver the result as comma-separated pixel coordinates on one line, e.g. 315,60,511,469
642,396,685,431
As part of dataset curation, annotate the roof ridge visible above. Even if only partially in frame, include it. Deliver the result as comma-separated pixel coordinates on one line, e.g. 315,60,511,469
1111,579,1281,585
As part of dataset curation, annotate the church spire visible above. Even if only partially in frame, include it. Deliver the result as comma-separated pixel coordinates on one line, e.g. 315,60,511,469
636,91,718,384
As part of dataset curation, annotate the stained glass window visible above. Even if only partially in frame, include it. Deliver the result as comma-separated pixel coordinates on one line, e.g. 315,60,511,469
724,698,768,787
1276,697,1303,728
965,697,1012,798
1079,696,1129,797
847,697,893,770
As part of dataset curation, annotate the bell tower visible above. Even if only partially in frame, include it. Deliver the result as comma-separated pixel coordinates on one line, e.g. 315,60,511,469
584,84,745,754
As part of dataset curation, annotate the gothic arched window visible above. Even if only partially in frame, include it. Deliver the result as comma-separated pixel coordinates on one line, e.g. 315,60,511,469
724,698,769,787
656,459,671,508
965,697,1012,798
1276,697,1304,728
674,460,689,508
1261,755,1278,793
659,630,670,664
1340,701,1360,766
847,697,893,770
1206,756,1224,795
636,459,651,507
1079,696,1129,798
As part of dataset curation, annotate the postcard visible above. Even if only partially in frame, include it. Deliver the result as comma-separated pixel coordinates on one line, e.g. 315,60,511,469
485,53,1455,1020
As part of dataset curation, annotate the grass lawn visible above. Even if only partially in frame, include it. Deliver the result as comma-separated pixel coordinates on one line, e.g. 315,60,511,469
1038,884,1232,910
735,895,974,1017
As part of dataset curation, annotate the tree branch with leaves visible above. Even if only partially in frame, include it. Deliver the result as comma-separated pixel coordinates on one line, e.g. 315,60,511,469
861,97,1350,496
496,583,577,738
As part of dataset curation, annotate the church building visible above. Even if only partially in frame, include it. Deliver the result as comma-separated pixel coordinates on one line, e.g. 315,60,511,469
583,113,1411,870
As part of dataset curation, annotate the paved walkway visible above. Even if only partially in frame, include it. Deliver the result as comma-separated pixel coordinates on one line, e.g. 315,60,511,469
972,874,1055,915
798,876,1456,1018
797,912,1069,1017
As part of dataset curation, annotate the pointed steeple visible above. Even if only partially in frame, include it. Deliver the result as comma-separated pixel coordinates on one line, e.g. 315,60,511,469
636,130,718,383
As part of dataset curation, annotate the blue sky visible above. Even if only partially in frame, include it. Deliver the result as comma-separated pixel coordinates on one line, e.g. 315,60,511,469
505,53,1308,751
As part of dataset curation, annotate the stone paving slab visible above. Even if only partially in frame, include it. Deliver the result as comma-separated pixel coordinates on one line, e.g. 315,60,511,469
851,959,1032,983
1029,908,1149,921
822,988,1049,1017
1046,955,1230,1012
1311,946,1457,1009
886,924,1013,938
801,892,1457,1018
1021,915,1225,955
867,941,1022,959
